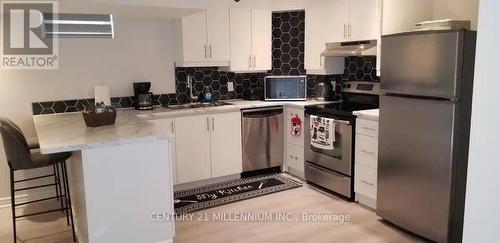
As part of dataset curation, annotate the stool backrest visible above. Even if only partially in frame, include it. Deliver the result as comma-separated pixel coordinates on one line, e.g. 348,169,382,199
0,119,32,170
0,118,24,135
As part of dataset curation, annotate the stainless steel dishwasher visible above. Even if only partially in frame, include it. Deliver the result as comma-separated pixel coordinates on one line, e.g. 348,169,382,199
241,106,284,172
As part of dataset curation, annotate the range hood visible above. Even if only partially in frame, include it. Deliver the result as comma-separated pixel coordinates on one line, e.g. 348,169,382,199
43,13,114,38
321,40,377,57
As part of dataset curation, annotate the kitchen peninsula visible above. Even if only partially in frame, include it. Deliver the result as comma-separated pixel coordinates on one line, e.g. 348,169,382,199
33,110,175,243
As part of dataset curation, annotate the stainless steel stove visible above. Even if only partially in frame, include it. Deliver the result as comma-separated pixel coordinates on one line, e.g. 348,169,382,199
304,81,380,200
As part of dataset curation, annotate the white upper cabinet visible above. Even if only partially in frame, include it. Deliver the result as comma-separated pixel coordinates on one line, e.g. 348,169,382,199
251,9,272,72
178,11,207,64
305,0,377,74
329,0,350,42
206,1,231,63
228,8,253,71
305,0,345,75
327,0,379,42
174,0,230,67
382,0,433,35
229,8,272,72
349,0,379,41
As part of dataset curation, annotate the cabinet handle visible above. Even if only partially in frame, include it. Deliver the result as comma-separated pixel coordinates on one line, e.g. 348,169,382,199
209,45,212,59
253,55,256,69
294,156,298,160
212,117,215,131
360,180,374,186
204,45,207,59
361,150,375,155
206,118,210,131
343,23,347,39
348,24,352,39
171,121,174,133
248,56,252,68
362,126,376,131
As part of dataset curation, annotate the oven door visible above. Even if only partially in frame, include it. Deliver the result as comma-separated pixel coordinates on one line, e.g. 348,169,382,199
305,114,352,176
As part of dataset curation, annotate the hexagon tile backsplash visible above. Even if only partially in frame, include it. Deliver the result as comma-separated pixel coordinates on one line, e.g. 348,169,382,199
32,10,379,115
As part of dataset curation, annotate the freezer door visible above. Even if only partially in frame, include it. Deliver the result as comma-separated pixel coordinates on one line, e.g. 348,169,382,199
381,31,464,99
377,95,455,243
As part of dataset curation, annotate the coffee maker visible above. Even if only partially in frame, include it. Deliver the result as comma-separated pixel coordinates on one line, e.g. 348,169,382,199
133,82,154,110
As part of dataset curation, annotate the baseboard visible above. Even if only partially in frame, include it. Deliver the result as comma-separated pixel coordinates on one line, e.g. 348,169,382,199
0,189,55,209
157,239,173,243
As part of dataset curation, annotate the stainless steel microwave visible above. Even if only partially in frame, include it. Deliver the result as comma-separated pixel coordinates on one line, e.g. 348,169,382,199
264,76,307,101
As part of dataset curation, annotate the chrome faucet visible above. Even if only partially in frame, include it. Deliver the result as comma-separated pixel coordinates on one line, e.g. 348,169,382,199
186,75,198,104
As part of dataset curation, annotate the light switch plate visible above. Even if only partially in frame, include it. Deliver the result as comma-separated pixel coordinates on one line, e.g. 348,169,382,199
228,82,234,92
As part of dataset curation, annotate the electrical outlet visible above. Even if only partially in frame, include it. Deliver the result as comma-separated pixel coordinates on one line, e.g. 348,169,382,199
228,82,234,92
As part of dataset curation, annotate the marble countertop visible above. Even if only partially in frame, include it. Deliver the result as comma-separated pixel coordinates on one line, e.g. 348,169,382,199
34,99,336,154
137,99,337,120
353,109,379,121
34,110,172,154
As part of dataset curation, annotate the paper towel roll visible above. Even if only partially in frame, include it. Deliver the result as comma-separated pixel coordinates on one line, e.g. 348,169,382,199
94,85,111,105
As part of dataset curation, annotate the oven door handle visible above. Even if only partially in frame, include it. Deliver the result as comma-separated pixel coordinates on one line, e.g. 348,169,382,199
332,120,350,125
306,115,351,126
307,163,349,178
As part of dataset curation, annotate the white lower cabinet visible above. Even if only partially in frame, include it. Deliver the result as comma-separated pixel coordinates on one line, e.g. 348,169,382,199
285,144,305,179
150,118,178,185
175,115,212,184
354,164,377,199
174,111,243,185
355,134,378,168
210,112,243,178
354,117,379,209
284,107,306,179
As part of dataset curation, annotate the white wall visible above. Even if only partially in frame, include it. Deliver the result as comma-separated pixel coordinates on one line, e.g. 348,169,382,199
0,15,176,201
463,0,500,242
433,0,479,30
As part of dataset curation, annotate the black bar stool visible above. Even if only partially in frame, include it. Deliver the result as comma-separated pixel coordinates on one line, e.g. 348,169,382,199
0,118,76,242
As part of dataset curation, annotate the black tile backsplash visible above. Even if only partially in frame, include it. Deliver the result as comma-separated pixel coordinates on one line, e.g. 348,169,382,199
32,10,379,115
271,11,305,75
175,67,267,101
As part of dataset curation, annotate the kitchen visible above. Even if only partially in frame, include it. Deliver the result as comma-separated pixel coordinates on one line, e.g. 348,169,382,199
0,0,497,243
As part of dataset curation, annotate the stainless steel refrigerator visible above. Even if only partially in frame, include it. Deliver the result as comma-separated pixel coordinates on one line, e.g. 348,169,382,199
377,30,476,243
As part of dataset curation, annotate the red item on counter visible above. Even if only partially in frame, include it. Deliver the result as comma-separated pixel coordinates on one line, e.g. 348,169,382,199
290,116,302,137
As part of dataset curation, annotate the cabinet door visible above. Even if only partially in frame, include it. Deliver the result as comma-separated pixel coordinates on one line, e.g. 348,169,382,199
330,0,350,42
305,2,327,71
229,8,252,71
285,107,305,147
349,0,378,41
251,9,272,71
150,118,177,185
382,0,433,35
182,11,208,62
355,134,378,169
286,143,305,179
206,0,230,63
175,115,212,184
210,112,243,178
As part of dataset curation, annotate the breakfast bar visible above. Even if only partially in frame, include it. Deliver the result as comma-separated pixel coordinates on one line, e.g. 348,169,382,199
33,111,175,243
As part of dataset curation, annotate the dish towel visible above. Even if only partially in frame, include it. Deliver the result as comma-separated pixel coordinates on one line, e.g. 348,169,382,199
310,115,335,150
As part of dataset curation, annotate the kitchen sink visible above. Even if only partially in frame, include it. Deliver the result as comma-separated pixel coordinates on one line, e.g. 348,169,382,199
165,102,233,110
